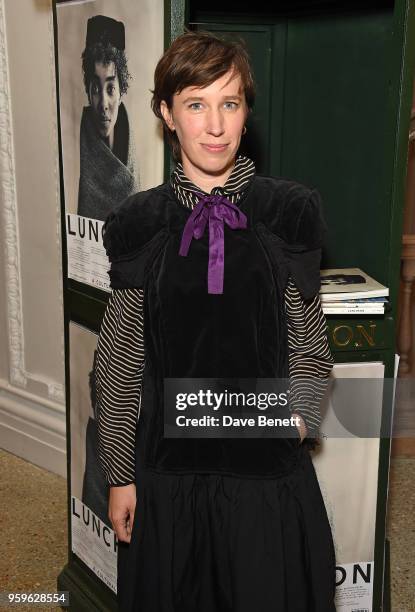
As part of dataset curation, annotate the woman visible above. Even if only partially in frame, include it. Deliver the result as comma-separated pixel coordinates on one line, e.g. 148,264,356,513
95,31,336,611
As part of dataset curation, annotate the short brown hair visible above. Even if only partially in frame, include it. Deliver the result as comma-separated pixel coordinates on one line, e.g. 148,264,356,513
151,30,255,162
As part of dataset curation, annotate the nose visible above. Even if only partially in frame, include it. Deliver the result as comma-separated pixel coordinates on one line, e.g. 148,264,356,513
206,108,225,137
99,90,109,112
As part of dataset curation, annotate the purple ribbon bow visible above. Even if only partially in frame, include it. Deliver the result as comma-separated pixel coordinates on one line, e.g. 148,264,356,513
179,192,248,294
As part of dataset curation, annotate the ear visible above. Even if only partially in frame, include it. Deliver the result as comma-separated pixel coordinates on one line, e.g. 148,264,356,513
160,100,175,131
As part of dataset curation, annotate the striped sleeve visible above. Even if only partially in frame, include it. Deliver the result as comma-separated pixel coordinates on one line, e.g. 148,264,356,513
284,276,334,437
95,288,145,486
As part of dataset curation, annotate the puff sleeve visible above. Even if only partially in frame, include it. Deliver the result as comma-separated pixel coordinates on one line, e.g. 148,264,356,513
256,183,328,302
102,189,169,290
279,187,333,438
277,186,328,302
256,182,332,439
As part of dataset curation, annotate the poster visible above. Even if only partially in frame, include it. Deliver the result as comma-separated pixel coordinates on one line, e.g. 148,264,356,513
56,0,164,291
313,361,385,612
69,322,117,592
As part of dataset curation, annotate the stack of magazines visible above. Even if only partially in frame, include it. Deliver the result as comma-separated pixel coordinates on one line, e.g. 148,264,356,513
319,267,389,315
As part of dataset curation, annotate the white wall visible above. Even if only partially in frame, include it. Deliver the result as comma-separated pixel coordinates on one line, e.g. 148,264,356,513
0,0,66,476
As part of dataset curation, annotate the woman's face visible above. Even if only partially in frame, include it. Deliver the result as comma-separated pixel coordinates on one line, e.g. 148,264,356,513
88,61,121,141
161,70,248,185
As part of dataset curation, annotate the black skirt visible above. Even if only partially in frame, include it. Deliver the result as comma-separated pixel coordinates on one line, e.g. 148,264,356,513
117,443,336,612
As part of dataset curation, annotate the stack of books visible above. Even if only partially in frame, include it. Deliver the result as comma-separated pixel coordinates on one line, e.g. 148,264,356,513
319,267,389,315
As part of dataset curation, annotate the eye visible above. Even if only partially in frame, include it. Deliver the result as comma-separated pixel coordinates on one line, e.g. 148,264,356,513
107,84,116,95
188,102,203,111
224,101,238,110
90,83,99,95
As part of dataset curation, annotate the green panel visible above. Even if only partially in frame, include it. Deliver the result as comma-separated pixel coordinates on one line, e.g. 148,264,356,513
190,1,395,23
281,11,393,284
268,24,288,176
68,286,107,333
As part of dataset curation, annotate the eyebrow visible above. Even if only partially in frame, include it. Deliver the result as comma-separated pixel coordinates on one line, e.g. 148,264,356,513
182,94,242,104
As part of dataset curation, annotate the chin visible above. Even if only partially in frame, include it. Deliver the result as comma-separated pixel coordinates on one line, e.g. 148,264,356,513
100,126,113,139
200,155,235,175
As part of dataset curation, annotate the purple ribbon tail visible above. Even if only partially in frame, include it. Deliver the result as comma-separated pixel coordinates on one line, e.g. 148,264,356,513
208,214,225,294
179,219,195,257
178,193,247,294
179,198,208,257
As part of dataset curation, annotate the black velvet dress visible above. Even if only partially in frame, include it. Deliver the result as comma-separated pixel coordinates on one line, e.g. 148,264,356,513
103,174,336,611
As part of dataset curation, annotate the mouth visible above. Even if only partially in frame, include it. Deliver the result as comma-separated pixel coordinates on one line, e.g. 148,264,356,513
201,143,229,153
99,117,111,124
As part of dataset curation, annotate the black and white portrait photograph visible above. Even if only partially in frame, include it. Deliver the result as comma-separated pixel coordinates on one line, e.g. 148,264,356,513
55,0,164,289
77,13,140,221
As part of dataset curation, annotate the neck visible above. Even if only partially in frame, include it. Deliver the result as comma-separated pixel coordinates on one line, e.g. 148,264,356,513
181,157,236,193
103,131,115,150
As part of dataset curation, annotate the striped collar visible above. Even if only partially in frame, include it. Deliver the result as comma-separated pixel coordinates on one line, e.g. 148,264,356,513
170,155,256,210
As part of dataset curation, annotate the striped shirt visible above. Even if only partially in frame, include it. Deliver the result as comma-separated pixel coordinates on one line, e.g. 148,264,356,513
95,157,334,486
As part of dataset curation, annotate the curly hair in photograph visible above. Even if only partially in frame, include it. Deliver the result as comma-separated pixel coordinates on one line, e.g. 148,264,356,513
81,41,132,97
